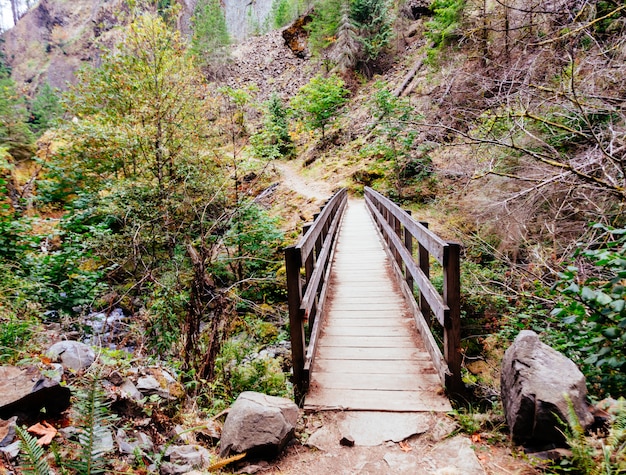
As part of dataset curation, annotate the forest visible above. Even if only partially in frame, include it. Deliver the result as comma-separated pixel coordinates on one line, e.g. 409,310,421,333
0,0,625,472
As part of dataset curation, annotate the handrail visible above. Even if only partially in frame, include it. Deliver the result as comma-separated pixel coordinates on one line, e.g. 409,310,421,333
364,187,462,395
285,188,348,401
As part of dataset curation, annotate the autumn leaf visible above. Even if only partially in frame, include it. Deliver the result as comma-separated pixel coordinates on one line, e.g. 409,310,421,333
398,440,412,453
27,421,57,446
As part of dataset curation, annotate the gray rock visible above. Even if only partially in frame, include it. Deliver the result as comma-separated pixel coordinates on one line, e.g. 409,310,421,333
0,366,71,422
94,428,115,454
47,341,95,371
220,391,299,458
119,380,143,402
426,436,486,475
0,440,20,459
116,428,154,454
137,375,161,394
501,330,594,444
161,445,211,474
0,417,17,447
338,412,431,447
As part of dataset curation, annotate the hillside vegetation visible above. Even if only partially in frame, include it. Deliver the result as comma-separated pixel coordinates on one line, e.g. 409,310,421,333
0,0,625,472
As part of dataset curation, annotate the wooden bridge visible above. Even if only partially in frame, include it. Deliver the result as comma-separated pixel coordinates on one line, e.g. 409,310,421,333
285,188,462,412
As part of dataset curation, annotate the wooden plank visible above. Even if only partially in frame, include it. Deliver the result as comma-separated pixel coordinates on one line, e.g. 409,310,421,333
321,326,409,337
313,358,431,374
311,372,443,391
304,388,452,412
316,346,429,360
319,335,417,348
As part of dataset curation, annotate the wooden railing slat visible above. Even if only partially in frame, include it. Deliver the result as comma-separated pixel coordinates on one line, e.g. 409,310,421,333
364,186,462,396
300,199,346,318
366,195,447,324
285,189,348,402
365,188,447,262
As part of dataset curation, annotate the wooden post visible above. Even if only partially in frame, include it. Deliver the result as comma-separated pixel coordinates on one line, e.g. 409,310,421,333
443,243,462,395
393,213,402,267
404,210,414,292
418,221,432,325
303,223,314,287
285,245,307,402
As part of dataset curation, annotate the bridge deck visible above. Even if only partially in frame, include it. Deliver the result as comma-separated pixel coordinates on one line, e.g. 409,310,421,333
304,200,451,412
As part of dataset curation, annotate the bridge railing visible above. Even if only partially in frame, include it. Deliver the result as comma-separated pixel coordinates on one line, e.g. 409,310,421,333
285,188,348,400
364,187,462,395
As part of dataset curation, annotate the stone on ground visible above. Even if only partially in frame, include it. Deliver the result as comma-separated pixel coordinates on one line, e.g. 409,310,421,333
0,366,71,421
47,340,95,371
160,444,211,474
219,391,298,458
501,330,594,444
338,412,430,446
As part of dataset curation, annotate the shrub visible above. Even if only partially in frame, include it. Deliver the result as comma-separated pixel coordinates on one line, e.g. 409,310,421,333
551,224,626,396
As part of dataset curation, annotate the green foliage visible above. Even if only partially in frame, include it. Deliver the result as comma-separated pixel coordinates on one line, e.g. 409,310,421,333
214,318,291,404
367,82,432,196
64,12,207,189
349,0,393,63
66,375,116,474
333,5,360,73
307,0,343,54
0,315,34,362
190,0,230,69
291,74,350,138
551,224,626,396
28,83,64,136
551,397,626,474
20,212,110,313
271,0,299,28
308,0,392,71
251,93,294,160
16,425,52,475
426,0,464,47
0,64,35,160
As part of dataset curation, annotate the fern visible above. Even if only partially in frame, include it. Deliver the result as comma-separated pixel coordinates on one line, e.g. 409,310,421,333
16,425,52,475
65,375,116,475
597,399,626,475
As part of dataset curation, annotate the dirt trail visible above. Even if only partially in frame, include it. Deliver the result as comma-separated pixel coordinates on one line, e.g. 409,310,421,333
274,161,334,202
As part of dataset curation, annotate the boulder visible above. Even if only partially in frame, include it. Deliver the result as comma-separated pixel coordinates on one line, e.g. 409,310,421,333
0,366,71,422
220,391,299,458
501,330,594,444
47,341,95,371
160,445,211,474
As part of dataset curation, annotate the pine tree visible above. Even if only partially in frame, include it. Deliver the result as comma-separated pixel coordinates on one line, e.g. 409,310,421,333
332,4,360,73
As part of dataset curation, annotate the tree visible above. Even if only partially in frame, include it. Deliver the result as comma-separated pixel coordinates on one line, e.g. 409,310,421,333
350,0,393,65
190,0,230,72
0,51,34,161
251,93,294,160
57,13,228,370
332,5,359,73
65,13,208,192
28,83,63,136
291,74,350,138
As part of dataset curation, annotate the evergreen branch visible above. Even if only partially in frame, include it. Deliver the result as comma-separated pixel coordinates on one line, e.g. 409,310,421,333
16,425,52,475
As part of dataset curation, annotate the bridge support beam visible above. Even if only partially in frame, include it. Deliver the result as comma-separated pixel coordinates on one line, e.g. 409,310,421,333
285,246,307,402
443,243,462,395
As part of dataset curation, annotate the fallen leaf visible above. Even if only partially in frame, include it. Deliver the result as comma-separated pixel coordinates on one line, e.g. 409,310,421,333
27,421,57,446
398,440,412,453
471,433,482,443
